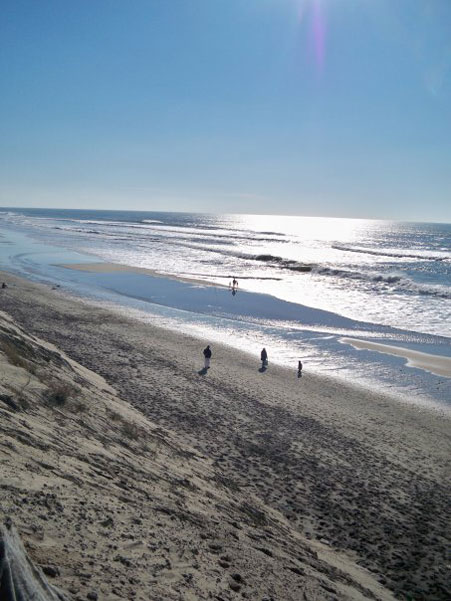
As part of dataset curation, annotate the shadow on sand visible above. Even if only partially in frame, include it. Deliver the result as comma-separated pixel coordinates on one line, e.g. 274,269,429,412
198,367,209,376
258,366,267,373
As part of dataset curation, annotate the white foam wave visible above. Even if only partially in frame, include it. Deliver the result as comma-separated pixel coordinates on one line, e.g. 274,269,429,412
332,243,450,262
316,266,451,298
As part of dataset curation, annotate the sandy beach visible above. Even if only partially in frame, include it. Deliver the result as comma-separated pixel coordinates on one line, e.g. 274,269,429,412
1,271,450,601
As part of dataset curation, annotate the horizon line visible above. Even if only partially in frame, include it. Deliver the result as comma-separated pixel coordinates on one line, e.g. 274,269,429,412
0,205,450,226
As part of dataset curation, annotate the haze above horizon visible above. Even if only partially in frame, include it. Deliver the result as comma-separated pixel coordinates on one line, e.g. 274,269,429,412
1,1,450,222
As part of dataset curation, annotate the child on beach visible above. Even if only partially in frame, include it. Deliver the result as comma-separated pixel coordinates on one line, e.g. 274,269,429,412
261,348,268,369
203,345,212,369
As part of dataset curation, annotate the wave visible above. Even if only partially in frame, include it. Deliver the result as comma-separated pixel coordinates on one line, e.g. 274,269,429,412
72,219,138,227
49,217,286,243
231,252,314,272
107,224,286,244
259,231,286,236
253,254,313,272
52,226,141,242
0,211,289,245
133,224,288,243
315,266,451,299
332,243,450,262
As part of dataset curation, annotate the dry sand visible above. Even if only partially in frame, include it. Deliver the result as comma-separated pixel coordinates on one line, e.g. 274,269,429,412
1,271,450,601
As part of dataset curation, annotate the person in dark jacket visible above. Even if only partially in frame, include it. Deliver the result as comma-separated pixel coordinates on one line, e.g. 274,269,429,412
298,360,303,378
203,345,212,369
260,348,268,369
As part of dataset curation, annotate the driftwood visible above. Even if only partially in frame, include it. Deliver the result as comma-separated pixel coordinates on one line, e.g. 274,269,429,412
0,520,68,601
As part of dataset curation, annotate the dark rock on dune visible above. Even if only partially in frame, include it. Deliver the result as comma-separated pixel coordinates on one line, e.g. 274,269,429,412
42,565,60,577
229,579,241,591
0,394,19,412
209,543,223,552
256,547,273,557
287,566,305,576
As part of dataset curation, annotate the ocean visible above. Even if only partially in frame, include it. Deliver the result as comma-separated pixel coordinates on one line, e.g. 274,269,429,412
0,208,450,407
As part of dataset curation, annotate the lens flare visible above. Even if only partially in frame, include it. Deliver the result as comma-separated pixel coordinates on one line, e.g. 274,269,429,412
296,0,327,72
312,0,326,70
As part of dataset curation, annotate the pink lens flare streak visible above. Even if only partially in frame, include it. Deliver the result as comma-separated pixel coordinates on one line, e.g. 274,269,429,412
296,0,327,73
312,0,326,71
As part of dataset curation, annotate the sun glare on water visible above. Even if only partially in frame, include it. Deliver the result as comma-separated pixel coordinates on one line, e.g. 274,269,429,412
230,214,378,243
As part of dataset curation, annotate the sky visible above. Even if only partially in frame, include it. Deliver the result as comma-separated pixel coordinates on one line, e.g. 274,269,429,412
1,0,450,221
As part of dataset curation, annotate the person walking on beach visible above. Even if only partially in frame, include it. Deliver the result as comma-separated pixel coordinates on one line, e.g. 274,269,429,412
203,345,212,369
261,348,268,369
297,360,303,378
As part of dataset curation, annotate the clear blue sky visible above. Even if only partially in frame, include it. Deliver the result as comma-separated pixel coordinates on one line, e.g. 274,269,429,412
1,0,450,221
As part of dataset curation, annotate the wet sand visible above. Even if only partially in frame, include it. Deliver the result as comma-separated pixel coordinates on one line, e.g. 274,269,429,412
341,337,451,378
1,271,450,600
59,261,228,287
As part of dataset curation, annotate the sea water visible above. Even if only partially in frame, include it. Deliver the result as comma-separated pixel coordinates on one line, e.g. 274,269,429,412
0,208,450,407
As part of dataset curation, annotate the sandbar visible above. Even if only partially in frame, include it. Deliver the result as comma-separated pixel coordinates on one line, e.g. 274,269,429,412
341,337,451,378
59,261,228,287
